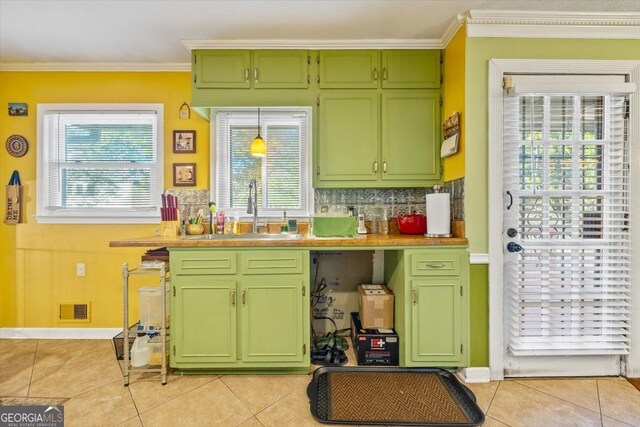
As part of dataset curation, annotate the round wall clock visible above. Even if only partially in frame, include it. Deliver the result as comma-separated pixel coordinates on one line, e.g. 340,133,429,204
6,134,28,157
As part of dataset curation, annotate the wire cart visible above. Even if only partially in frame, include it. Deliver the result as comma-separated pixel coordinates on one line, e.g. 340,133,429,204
122,261,170,386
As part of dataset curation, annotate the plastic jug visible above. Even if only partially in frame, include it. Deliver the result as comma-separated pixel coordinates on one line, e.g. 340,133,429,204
130,335,149,367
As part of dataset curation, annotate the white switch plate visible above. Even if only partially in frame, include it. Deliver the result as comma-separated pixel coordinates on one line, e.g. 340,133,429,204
76,263,86,277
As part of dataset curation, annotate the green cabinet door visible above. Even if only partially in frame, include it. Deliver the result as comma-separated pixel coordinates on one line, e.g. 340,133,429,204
172,275,237,364
318,50,380,88
193,50,251,89
253,50,309,89
240,276,304,363
411,278,463,364
382,50,441,89
318,91,379,183
381,91,440,183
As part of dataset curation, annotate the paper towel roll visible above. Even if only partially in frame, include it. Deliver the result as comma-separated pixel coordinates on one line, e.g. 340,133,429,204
425,193,450,236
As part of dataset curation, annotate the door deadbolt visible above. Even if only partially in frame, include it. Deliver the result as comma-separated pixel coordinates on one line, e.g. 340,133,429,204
507,228,518,238
507,242,523,253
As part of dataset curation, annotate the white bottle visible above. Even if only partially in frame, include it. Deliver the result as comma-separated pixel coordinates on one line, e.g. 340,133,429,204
130,335,150,367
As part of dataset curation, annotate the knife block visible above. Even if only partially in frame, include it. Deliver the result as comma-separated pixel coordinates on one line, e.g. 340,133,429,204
160,220,180,236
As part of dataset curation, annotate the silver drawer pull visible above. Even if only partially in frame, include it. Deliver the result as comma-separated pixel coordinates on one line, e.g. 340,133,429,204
244,68,250,80
426,263,445,268
412,287,417,305
242,289,246,305
231,289,236,307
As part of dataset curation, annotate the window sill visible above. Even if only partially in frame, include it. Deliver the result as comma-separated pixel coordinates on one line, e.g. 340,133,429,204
34,215,161,225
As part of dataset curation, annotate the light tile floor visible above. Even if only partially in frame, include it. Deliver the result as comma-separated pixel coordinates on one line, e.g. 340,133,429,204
1,339,639,427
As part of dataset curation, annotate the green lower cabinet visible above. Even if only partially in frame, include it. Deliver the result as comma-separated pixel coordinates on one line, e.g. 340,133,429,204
385,248,469,368
170,248,309,370
172,276,236,365
240,277,304,363
411,278,463,364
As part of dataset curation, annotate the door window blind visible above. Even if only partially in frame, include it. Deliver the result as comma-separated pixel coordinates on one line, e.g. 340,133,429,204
215,109,311,216
37,105,162,223
503,78,631,356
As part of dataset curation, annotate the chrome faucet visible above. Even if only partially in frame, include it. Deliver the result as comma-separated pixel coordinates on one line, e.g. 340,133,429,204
247,178,259,233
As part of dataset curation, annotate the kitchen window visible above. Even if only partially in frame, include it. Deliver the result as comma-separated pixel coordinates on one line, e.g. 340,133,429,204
36,104,163,223
213,108,312,217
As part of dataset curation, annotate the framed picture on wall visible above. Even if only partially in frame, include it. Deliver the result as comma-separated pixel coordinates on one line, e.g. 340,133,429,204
173,163,196,187
173,130,196,153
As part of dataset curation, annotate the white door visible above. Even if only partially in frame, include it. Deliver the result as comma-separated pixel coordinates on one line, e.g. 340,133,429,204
502,75,632,376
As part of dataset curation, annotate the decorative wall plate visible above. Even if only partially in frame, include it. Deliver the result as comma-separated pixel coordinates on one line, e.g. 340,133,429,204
6,134,28,157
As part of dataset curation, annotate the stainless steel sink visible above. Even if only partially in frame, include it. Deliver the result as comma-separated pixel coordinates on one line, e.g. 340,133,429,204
184,233,304,241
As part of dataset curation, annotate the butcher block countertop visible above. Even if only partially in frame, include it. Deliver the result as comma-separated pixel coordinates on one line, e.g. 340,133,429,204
109,233,468,249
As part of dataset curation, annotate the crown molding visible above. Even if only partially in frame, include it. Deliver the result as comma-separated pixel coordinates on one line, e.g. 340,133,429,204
467,10,640,39
441,14,467,48
0,62,190,72
181,38,444,50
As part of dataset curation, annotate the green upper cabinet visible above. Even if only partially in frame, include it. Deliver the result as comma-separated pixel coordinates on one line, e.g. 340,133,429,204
252,50,309,89
193,50,309,89
381,50,441,89
318,50,380,89
381,90,440,182
316,90,441,188
193,50,251,89
318,91,379,182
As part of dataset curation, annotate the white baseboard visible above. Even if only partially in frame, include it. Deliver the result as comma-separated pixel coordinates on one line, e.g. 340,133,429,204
0,328,121,340
458,367,492,383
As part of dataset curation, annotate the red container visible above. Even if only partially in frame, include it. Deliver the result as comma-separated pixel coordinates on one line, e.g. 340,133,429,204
396,213,427,235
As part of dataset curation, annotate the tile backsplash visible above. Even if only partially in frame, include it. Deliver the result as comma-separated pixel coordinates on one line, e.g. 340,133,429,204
314,177,464,220
168,177,465,222
165,189,210,222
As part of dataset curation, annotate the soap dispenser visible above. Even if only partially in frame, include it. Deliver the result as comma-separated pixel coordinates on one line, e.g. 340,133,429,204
280,211,289,233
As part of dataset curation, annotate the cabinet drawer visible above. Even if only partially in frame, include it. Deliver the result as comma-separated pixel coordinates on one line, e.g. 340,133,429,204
172,251,236,275
240,251,304,275
410,253,460,276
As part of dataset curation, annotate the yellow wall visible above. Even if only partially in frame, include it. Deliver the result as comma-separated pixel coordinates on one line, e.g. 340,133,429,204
442,25,466,182
0,72,209,327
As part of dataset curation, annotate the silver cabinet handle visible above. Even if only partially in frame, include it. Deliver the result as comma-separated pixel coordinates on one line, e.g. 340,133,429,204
373,67,378,81
254,67,259,81
427,263,445,268
374,161,378,173
383,161,387,173
245,68,250,81
412,287,417,305
383,67,388,81
242,289,246,305
231,289,236,307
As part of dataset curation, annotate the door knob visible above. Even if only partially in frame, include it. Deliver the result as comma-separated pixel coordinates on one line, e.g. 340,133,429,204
507,242,523,253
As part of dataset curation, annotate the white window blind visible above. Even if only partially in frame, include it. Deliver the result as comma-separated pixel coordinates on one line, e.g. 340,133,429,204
36,104,163,223
214,109,312,217
503,78,631,356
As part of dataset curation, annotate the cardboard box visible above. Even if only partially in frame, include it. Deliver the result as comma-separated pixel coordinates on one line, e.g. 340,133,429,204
358,284,394,329
350,312,399,366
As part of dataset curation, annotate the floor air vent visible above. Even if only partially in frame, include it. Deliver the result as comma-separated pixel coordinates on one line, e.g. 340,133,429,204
59,302,90,322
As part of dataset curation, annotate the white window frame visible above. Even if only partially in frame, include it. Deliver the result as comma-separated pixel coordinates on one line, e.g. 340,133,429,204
36,103,164,224
488,59,640,380
210,107,313,218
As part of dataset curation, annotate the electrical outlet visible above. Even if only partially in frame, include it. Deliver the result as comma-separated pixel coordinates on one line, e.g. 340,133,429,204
76,263,86,277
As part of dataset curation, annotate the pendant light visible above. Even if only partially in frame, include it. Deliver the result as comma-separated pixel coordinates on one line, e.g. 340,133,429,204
250,108,266,157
